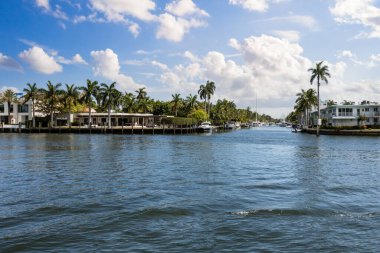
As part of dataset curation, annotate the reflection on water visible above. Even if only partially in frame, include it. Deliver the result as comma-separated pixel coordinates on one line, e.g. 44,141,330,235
1,129,380,252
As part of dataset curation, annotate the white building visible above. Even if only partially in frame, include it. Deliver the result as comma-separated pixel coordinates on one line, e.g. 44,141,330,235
312,103,380,127
0,100,34,125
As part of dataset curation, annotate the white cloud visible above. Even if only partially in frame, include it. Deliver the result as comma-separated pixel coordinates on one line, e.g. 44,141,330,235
370,54,380,62
158,35,315,115
90,48,141,91
152,60,168,70
128,23,140,37
166,0,209,17
35,0,68,20
36,0,50,10
272,30,300,42
229,0,269,12
72,54,88,65
262,15,318,30
338,50,354,58
156,12,207,42
330,0,380,38
0,52,23,71
19,46,62,74
89,0,156,22
156,0,209,42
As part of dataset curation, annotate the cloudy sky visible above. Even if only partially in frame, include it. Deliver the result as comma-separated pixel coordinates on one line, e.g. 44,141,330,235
1,0,380,117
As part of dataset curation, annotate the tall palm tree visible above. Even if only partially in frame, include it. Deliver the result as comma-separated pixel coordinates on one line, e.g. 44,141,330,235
171,93,181,116
0,89,18,125
22,83,39,128
185,94,198,113
100,82,121,128
135,87,151,113
122,92,136,113
294,89,317,126
309,61,330,136
205,80,216,114
79,79,98,128
62,84,79,128
135,87,147,102
198,84,207,112
41,81,62,127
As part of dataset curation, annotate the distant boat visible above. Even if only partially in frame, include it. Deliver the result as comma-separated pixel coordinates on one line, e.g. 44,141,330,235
224,122,236,129
197,121,212,132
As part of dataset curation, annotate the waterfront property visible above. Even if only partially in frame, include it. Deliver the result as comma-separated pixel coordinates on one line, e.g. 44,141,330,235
0,100,42,125
311,103,380,127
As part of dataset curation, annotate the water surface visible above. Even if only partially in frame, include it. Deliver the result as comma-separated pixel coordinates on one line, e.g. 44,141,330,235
1,128,380,252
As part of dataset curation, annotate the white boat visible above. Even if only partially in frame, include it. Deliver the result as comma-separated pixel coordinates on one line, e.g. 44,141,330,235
224,122,236,129
198,121,212,132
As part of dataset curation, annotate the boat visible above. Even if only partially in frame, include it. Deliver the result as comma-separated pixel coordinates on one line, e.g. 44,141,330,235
224,122,236,129
197,121,212,132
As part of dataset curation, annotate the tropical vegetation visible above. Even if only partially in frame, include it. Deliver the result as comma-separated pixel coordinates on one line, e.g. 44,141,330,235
1,79,277,127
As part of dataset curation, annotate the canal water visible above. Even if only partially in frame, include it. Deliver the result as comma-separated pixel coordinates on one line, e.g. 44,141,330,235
1,128,380,252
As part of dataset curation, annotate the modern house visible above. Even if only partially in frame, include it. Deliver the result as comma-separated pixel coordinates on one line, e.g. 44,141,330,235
311,103,380,127
0,100,34,125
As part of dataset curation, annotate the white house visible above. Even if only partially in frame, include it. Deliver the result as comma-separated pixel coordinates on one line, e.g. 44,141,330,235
312,103,380,127
0,100,34,125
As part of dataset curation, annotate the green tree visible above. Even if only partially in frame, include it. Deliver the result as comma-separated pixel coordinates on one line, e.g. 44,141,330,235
135,87,151,113
22,83,39,128
171,93,182,116
79,79,98,128
100,82,121,128
41,81,63,127
198,84,207,112
121,92,136,113
0,89,18,125
62,84,79,128
205,80,216,114
294,88,317,126
308,61,330,136
188,109,208,124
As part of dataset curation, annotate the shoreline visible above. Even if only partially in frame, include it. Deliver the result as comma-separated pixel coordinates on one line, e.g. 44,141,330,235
304,128,380,136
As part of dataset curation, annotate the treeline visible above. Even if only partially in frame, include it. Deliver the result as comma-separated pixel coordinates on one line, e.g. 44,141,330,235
0,79,276,127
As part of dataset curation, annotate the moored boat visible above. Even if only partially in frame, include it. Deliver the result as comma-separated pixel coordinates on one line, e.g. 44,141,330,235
197,121,212,132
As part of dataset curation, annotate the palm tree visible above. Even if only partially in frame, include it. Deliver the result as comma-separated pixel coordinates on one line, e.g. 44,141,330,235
294,89,317,126
185,94,198,112
308,61,330,136
100,82,120,128
22,83,39,128
122,92,136,113
198,84,207,112
62,84,79,128
205,80,216,114
171,93,181,116
41,81,62,127
135,87,152,113
79,79,98,128
0,89,18,125
135,87,147,102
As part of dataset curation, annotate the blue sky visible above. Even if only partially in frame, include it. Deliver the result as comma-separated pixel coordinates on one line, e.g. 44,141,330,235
1,0,380,117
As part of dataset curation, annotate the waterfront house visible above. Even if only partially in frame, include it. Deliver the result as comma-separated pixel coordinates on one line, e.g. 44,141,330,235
0,100,35,125
311,102,380,127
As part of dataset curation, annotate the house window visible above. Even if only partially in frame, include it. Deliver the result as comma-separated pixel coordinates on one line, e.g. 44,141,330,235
18,104,29,113
374,108,378,112
338,108,353,116
0,104,4,113
365,108,369,112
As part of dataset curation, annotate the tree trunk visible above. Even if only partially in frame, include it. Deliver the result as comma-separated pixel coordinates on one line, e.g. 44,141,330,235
89,103,92,129
317,79,320,137
32,100,35,128
7,101,11,125
108,104,111,128
68,105,71,129
204,99,207,113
